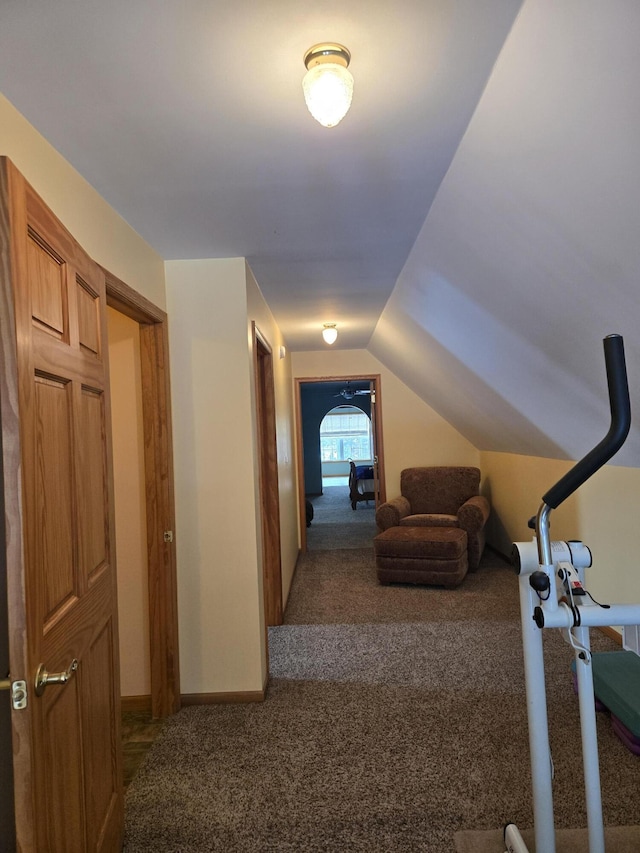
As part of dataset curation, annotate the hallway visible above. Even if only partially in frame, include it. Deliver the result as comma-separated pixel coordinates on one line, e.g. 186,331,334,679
306,485,377,551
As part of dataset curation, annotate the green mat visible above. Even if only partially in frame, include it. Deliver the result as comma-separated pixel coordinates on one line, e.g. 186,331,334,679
590,651,640,737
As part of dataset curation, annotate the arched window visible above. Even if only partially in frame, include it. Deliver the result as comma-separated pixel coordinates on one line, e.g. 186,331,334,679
319,405,372,461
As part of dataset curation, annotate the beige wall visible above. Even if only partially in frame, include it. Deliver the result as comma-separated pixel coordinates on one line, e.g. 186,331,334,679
0,93,297,698
291,349,480,501
107,308,150,698
0,94,168,692
0,94,165,307
482,451,640,612
166,259,267,695
11,86,637,701
165,260,299,696
245,264,299,606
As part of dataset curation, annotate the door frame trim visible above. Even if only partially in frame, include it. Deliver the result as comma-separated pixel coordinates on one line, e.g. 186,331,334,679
0,157,33,850
294,374,386,552
103,268,180,718
253,324,283,631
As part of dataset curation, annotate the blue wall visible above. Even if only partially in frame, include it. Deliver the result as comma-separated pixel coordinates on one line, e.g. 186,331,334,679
300,381,371,495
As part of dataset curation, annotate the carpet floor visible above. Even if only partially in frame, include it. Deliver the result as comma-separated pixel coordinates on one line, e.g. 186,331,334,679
124,546,640,851
454,825,640,852
306,485,377,551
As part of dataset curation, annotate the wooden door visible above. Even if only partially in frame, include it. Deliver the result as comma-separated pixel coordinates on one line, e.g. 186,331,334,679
0,449,17,853
254,327,282,627
0,158,123,851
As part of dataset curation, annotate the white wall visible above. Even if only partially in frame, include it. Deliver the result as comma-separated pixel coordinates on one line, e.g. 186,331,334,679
166,259,266,696
292,348,480,501
0,92,300,697
370,0,640,468
0,93,168,695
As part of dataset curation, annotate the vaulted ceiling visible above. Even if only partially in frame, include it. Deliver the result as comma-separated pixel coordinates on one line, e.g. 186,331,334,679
370,0,640,467
1,0,639,466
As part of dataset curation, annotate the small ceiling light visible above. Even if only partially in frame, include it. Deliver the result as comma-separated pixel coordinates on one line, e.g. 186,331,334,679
322,323,338,345
302,43,353,128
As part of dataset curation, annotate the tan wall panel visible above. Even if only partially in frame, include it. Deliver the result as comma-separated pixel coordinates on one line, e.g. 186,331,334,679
107,307,150,697
0,93,165,309
481,450,640,616
166,259,264,696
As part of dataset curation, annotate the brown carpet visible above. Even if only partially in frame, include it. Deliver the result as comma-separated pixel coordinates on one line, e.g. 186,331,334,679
124,547,640,851
455,825,640,852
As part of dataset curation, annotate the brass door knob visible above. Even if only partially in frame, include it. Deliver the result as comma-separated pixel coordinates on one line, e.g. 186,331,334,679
34,659,78,697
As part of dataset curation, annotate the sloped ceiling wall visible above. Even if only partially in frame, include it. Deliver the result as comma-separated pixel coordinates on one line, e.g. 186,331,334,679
370,0,640,467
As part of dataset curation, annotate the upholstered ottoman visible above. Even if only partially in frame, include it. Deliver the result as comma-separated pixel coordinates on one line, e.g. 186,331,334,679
374,526,468,587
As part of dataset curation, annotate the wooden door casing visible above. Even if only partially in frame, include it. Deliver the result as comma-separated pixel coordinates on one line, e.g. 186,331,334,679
254,327,283,628
369,380,382,507
1,158,123,851
104,268,180,719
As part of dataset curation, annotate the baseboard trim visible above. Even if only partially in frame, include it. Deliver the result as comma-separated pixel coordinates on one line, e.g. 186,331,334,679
181,689,265,706
121,695,152,713
599,625,622,645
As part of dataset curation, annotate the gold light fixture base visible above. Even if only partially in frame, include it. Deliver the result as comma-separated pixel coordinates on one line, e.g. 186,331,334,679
304,43,351,71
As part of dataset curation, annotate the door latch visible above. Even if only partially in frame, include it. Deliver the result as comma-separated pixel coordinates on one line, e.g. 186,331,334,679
0,676,28,710
164,530,174,543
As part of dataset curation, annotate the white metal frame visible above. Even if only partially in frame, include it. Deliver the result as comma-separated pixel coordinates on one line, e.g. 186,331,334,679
506,334,634,853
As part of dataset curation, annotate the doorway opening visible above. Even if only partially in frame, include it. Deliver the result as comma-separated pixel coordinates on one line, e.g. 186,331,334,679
104,268,180,719
320,404,374,488
295,375,386,553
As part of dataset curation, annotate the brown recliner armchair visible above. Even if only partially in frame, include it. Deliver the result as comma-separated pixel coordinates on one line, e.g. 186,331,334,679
375,467,490,571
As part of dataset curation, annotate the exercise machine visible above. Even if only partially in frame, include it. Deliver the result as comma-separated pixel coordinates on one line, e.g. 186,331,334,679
505,334,637,853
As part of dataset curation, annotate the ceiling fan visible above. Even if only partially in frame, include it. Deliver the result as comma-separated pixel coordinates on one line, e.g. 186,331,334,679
334,381,372,400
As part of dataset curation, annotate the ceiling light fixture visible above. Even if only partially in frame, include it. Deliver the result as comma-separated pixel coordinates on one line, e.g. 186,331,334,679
302,43,353,128
322,323,338,345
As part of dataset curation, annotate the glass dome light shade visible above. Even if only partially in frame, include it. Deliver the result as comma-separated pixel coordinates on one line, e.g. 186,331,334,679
302,43,353,128
322,325,338,344
302,63,353,128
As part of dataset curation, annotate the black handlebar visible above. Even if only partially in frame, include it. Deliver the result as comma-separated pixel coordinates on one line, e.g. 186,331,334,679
542,334,631,510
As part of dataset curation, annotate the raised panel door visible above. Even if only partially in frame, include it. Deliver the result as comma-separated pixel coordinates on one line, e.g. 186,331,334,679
0,157,123,852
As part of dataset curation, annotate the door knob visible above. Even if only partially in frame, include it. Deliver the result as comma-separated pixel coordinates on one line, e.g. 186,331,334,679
34,658,78,697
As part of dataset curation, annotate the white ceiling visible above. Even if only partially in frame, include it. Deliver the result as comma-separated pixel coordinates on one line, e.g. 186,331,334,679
370,0,640,467
3,0,640,469
0,0,521,350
